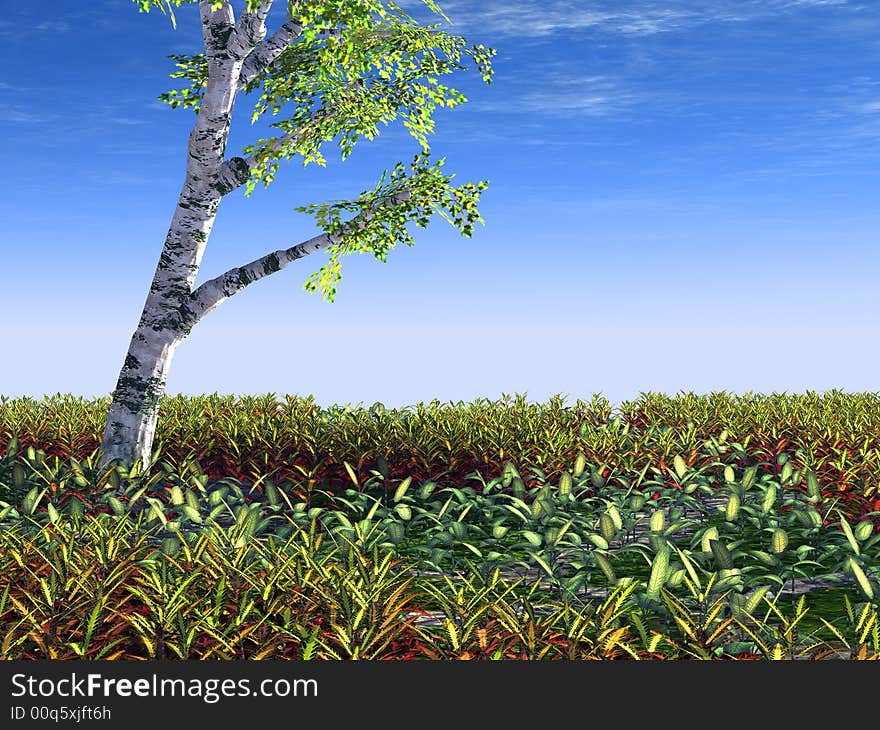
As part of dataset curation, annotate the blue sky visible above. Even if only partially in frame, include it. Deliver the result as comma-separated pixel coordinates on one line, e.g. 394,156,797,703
2,0,879,413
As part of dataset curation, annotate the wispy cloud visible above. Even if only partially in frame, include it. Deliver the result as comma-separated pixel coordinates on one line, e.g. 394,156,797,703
0,92,162,129
472,73,636,117
0,105,57,125
779,0,851,6
103,115,149,126
34,20,72,33
821,77,880,141
433,2,707,38
425,0,860,39
79,169,172,188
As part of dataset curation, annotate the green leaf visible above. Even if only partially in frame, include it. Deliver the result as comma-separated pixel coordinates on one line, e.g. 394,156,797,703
182,505,202,523
647,546,670,600
761,484,777,515
854,520,873,541
840,517,860,555
848,558,874,600
805,469,821,499
343,461,359,487
460,542,482,558
670,544,701,587
701,526,719,554
531,552,555,578
649,509,665,533
743,586,771,615
673,455,687,480
393,476,412,502
771,528,788,554
710,539,733,570
595,553,616,582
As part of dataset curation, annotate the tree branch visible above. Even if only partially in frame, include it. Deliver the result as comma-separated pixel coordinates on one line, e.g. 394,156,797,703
212,19,454,196
235,16,444,92
237,15,304,90
214,104,338,195
227,0,274,61
187,190,412,323
199,0,235,58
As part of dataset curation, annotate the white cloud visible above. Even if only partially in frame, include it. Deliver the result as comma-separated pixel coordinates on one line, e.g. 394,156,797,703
0,106,55,124
434,2,705,38
106,116,148,126
474,73,636,116
780,0,850,6
33,20,72,33
419,0,859,39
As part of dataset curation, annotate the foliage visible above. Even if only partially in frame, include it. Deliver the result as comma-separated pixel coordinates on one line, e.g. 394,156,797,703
2,390,880,658
135,0,496,302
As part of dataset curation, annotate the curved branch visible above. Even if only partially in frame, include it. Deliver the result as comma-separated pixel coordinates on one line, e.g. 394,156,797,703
237,15,304,90
199,0,235,57
187,191,411,323
227,0,274,60
214,103,337,194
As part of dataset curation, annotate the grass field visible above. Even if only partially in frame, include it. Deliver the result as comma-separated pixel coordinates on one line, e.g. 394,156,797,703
1,390,879,659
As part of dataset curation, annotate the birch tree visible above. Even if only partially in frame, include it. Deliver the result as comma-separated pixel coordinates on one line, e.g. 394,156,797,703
96,0,494,472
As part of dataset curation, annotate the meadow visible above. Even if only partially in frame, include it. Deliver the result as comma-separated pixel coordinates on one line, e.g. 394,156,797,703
0,389,878,659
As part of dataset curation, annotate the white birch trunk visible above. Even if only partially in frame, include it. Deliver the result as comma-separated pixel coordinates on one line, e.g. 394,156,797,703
98,1,266,471
97,1,419,472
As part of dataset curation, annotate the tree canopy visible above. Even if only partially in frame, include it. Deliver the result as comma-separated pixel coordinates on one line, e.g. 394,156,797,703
133,0,495,302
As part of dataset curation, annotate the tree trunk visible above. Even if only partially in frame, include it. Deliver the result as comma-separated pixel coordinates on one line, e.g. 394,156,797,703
98,324,183,471
96,2,258,473
96,191,218,473
96,164,229,473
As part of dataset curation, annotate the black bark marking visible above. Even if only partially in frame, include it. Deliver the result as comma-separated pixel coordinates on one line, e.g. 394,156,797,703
262,252,280,276
235,266,253,288
215,156,251,194
115,372,166,415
